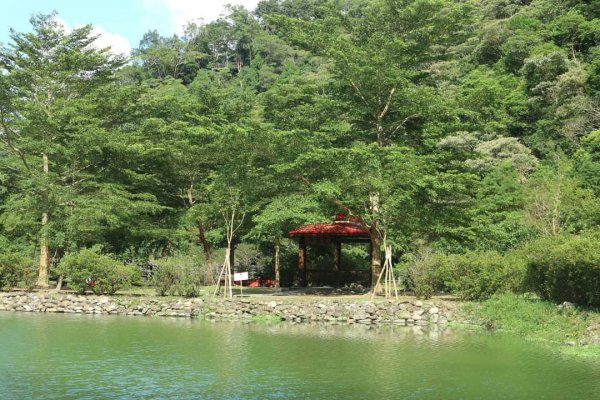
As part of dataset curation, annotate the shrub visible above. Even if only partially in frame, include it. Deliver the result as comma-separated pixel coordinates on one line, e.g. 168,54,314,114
437,250,526,301
153,256,207,297
0,254,21,289
461,294,590,343
0,253,32,290
153,261,177,296
398,248,443,299
234,243,272,278
524,231,600,307
21,265,38,292
56,248,138,295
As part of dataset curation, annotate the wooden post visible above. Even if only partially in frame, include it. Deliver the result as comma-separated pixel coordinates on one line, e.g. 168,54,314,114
230,241,235,275
212,207,244,299
298,237,307,287
333,241,341,272
333,241,341,286
274,238,281,288
371,243,398,300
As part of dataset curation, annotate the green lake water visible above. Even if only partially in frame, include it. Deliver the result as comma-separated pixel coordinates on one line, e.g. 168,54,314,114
1,312,599,399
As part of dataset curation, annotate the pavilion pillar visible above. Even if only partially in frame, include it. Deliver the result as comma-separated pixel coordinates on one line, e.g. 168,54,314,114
298,237,307,287
333,241,341,286
230,241,235,274
274,238,281,288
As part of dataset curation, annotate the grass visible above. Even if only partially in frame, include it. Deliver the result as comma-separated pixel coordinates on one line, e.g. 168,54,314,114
251,313,284,323
460,294,600,357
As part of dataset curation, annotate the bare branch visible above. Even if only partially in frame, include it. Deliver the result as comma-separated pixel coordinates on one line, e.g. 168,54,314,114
378,87,396,120
389,113,420,136
350,80,370,108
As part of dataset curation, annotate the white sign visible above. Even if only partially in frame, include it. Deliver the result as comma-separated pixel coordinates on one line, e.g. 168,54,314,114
234,272,249,281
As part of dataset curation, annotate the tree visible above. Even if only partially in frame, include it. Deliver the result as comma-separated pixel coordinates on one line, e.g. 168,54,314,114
133,30,205,84
250,194,325,287
574,129,600,196
525,160,600,236
0,14,127,285
266,0,475,287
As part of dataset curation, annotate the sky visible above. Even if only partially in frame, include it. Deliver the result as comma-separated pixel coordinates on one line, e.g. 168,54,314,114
0,0,261,55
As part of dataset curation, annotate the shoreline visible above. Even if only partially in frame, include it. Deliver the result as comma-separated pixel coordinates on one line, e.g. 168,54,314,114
0,291,459,326
3,291,599,358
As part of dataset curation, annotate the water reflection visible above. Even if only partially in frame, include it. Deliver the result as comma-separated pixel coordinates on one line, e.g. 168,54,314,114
1,313,599,400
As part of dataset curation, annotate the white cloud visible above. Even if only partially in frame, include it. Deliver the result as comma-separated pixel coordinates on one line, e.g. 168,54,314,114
143,0,260,35
89,25,132,56
54,17,72,34
53,17,131,56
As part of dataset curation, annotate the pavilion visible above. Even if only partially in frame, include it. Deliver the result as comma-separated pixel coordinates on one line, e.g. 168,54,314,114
288,214,372,287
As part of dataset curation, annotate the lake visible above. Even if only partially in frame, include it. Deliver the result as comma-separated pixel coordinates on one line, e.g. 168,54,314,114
1,312,599,399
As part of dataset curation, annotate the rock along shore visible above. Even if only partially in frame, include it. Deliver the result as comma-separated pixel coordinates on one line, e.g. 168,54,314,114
0,292,462,326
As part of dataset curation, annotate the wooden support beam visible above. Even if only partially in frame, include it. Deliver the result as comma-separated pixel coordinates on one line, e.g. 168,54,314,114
230,241,235,275
298,237,307,287
333,241,341,272
333,241,341,287
274,238,281,288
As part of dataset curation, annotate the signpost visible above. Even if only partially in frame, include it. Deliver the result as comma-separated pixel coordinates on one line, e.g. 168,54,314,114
234,272,249,297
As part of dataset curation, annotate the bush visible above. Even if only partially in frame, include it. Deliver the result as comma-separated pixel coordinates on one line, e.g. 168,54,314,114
461,294,591,343
21,265,38,292
398,247,527,301
524,231,600,307
398,248,443,299
56,248,138,295
234,243,272,278
0,254,22,289
0,253,32,290
153,256,208,297
437,250,526,301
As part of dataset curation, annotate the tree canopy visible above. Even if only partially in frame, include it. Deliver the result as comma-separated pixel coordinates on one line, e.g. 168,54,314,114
0,1,598,290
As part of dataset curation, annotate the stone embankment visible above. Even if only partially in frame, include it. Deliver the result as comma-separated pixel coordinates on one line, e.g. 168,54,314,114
0,292,461,326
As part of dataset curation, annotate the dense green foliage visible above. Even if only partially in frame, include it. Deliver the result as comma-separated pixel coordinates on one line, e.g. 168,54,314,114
400,248,526,300
0,1,598,299
461,294,599,349
0,253,31,290
0,237,35,291
438,251,526,301
56,248,138,294
399,249,443,299
524,231,600,307
153,256,208,297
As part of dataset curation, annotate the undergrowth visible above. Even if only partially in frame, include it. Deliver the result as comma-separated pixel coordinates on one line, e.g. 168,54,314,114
460,294,600,350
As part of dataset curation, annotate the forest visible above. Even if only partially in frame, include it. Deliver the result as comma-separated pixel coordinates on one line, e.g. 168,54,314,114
0,0,598,305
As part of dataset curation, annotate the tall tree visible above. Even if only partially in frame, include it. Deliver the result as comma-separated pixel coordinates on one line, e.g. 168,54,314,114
264,0,475,286
0,14,125,286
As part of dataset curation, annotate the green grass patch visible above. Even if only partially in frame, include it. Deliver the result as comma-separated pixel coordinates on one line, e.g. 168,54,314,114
460,294,599,346
251,313,283,323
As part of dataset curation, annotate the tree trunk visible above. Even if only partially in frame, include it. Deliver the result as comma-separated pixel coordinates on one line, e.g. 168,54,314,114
197,222,214,282
187,184,215,284
375,87,395,146
230,241,235,274
274,238,281,288
376,116,385,146
37,152,50,288
369,191,382,290
162,240,173,257
369,226,382,290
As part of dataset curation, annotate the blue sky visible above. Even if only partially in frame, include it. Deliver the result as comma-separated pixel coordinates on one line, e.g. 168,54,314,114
0,0,261,55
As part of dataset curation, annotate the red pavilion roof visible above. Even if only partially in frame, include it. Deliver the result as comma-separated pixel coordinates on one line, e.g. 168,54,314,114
289,222,369,237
